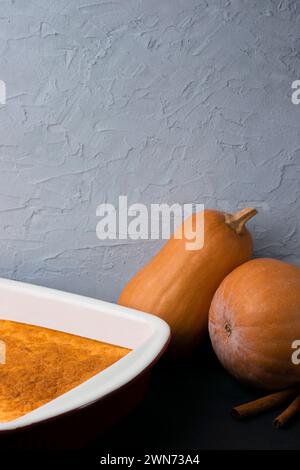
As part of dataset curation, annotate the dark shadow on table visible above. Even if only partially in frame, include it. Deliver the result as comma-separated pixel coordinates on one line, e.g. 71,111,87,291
87,341,300,451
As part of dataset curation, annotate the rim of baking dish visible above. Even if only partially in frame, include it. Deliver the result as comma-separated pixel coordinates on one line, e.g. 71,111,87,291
0,278,170,431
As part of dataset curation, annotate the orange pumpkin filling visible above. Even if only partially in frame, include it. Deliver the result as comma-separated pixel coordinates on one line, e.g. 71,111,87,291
0,319,131,422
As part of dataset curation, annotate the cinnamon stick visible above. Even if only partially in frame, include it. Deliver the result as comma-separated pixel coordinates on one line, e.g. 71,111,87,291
273,393,300,429
231,388,299,420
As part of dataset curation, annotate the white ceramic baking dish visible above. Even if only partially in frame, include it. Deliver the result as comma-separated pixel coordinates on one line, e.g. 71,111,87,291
0,278,170,447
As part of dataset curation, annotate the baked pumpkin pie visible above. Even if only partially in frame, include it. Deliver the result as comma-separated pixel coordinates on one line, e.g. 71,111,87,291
0,320,130,422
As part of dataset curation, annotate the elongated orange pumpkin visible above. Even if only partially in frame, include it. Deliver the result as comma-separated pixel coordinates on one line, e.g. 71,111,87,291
118,207,256,351
209,258,300,390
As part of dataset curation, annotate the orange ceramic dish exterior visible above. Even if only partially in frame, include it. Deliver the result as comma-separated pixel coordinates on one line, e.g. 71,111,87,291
119,208,256,351
209,258,300,390
0,320,130,422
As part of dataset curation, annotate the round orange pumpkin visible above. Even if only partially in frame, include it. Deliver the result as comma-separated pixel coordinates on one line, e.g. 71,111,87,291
119,207,256,352
209,258,300,390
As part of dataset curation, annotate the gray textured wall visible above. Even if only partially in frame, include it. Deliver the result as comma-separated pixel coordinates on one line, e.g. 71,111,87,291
0,0,299,301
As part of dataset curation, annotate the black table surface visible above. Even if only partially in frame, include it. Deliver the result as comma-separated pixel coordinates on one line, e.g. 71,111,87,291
87,342,300,451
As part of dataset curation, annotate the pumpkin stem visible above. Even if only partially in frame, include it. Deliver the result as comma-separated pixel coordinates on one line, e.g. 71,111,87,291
225,207,257,235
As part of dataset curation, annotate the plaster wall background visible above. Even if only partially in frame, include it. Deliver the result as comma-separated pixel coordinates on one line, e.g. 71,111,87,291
0,0,299,300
